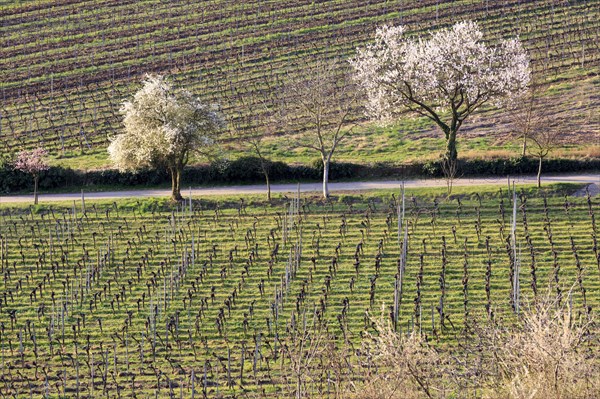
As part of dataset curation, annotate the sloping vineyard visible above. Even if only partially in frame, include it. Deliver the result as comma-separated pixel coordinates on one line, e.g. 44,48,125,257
0,187,597,396
1,0,599,156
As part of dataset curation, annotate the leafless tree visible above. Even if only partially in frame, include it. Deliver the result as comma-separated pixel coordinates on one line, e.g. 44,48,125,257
511,85,563,187
282,57,360,198
440,154,459,195
511,86,537,158
223,68,284,201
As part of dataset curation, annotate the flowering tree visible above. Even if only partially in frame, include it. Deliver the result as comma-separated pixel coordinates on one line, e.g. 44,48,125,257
350,21,530,165
14,148,49,204
108,75,225,201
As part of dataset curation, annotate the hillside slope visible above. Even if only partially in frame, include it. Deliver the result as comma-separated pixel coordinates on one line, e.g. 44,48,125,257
1,0,598,162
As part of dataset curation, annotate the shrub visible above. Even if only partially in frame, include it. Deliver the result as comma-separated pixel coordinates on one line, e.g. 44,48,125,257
475,293,599,399
310,158,365,180
356,310,450,399
219,156,269,182
351,291,600,399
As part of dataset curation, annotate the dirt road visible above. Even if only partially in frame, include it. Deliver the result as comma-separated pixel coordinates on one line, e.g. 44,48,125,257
1,174,598,204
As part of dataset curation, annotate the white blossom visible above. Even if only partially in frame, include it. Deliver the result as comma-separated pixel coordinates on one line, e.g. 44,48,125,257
108,74,225,200
350,21,530,125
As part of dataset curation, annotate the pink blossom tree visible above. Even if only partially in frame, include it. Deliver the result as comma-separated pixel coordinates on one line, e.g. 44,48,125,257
14,148,49,204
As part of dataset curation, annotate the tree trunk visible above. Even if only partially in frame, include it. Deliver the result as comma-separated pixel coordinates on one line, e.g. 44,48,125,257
445,129,458,163
521,136,527,158
170,167,183,201
260,162,271,202
296,375,302,399
537,156,543,188
33,175,39,205
265,173,271,202
322,158,330,199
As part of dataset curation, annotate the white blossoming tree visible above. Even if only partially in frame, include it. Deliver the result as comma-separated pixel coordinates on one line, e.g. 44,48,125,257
350,21,530,165
108,75,225,201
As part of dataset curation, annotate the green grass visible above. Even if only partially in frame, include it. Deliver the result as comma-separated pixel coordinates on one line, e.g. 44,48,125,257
42,68,599,171
47,148,112,170
0,183,597,396
47,116,598,172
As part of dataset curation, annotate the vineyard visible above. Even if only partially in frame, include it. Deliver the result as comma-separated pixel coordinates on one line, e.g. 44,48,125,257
1,0,599,163
0,184,598,397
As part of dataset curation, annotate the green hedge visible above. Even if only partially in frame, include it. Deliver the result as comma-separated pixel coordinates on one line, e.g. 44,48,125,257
423,157,600,176
1,156,598,194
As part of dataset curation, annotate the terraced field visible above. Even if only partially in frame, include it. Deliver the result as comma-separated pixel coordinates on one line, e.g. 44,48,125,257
1,0,599,161
0,185,597,397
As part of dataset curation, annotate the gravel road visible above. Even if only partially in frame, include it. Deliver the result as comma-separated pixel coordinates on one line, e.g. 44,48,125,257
1,173,598,204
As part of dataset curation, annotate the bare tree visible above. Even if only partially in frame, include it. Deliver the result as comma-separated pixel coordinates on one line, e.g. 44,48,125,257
282,57,360,198
511,86,563,187
440,155,459,195
222,69,283,201
510,86,537,158
528,126,562,188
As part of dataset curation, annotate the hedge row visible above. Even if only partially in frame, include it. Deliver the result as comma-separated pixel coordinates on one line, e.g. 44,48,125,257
1,156,598,194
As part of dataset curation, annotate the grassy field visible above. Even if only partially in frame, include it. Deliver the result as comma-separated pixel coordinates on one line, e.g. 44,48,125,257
0,183,597,397
45,70,600,172
1,0,599,169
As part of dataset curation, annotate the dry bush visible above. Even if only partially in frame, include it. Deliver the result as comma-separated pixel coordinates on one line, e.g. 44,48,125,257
350,310,452,399
554,145,600,159
346,292,600,399
477,293,600,399
280,313,358,399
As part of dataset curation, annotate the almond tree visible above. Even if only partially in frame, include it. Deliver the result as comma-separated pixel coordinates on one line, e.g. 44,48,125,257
14,148,49,204
351,21,530,167
108,74,225,201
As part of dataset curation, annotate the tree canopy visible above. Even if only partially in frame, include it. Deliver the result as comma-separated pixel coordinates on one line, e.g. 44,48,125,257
108,74,225,200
